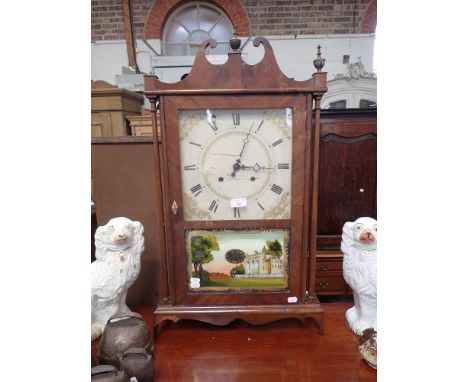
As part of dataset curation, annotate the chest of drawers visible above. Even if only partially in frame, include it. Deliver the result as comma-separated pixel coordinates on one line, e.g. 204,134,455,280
315,250,351,295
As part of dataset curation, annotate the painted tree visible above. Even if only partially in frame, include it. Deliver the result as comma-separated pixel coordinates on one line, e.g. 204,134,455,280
265,239,283,258
230,263,245,277
191,234,219,280
225,248,246,264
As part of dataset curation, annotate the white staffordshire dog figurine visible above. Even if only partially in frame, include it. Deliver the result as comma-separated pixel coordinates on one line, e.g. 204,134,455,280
341,217,377,335
91,217,144,341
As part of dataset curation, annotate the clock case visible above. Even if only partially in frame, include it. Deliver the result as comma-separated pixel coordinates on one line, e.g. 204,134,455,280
144,38,327,335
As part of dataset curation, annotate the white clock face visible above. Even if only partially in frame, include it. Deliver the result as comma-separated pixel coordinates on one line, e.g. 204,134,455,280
179,108,292,220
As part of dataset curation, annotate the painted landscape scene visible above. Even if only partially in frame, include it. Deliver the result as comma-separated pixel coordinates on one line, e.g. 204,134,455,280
186,229,289,291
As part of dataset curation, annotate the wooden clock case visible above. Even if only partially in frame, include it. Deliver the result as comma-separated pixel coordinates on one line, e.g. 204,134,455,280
144,38,327,335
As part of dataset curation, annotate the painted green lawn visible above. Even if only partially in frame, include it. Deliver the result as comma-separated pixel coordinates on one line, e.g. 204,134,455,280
202,278,285,288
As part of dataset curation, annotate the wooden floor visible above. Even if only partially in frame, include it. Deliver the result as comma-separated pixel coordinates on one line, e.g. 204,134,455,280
92,302,376,382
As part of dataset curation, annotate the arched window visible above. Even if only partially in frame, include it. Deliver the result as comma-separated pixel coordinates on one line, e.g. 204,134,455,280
359,99,377,108
163,2,234,56
328,100,347,109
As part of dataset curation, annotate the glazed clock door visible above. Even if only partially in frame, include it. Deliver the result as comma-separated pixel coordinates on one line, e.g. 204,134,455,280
163,95,308,306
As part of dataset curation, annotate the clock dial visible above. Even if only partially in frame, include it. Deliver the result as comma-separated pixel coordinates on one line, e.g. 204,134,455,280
179,108,292,221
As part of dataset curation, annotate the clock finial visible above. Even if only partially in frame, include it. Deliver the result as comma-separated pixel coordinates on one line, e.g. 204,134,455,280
229,27,241,52
314,44,325,72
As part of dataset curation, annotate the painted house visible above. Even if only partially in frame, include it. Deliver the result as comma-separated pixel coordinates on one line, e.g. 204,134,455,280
239,248,283,278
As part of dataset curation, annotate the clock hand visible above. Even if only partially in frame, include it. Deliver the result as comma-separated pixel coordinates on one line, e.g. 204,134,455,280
209,153,239,157
240,162,275,172
238,122,255,158
230,159,242,177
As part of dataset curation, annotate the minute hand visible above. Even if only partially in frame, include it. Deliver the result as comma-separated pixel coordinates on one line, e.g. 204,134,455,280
238,122,255,158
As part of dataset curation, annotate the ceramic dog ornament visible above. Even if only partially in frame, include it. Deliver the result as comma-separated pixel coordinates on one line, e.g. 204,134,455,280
91,217,145,341
341,217,377,335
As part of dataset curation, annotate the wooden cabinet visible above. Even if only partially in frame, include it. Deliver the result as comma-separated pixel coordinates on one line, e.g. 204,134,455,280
126,111,162,141
91,136,160,307
315,249,351,295
91,80,144,137
127,112,153,137
317,108,376,248
315,109,376,295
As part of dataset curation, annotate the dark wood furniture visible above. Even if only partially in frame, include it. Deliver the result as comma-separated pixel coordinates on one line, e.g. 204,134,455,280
91,136,160,307
92,303,377,382
144,38,327,335
316,108,377,295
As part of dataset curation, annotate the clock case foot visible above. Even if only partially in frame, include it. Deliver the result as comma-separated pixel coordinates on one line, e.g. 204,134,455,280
153,303,324,338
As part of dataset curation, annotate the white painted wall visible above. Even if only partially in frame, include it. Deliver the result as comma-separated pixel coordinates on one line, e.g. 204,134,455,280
91,40,129,85
92,34,375,87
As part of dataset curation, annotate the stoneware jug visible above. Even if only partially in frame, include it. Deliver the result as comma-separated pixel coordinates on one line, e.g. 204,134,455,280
119,347,154,382
91,365,129,382
98,312,153,367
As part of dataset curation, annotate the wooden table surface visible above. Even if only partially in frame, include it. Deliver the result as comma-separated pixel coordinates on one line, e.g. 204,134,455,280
92,302,376,382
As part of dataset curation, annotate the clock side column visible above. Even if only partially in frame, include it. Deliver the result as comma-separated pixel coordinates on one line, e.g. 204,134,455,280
149,97,171,307
308,94,323,303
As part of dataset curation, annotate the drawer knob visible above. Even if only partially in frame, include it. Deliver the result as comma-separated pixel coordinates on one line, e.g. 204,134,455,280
319,264,329,271
319,281,329,289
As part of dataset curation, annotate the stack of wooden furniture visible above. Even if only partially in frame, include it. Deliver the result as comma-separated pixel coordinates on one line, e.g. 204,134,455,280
91,80,144,137
126,110,156,137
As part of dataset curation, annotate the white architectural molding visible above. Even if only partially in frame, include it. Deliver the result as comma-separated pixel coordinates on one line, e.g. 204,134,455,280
322,59,377,109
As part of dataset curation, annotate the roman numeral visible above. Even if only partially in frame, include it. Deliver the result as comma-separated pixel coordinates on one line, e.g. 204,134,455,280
272,138,284,147
257,201,265,210
270,184,283,195
184,164,196,170
208,200,219,213
234,207,241,218
207,121,218,132
277,163,290,169
256,120,264,132
232,112,240,126
189,141,202,147
190,184,203,197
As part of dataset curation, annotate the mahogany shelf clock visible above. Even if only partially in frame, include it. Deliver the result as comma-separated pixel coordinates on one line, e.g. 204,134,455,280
144,38,327,335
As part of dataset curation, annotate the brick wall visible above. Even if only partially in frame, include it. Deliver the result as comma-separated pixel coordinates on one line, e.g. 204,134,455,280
244,0,374,36
92,0,375,42
91,0,152,41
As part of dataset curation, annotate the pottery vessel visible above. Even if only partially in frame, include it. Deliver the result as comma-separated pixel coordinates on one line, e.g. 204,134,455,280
358,328,377,369
91,365,129,382
119,347,154,382
98,312,153,367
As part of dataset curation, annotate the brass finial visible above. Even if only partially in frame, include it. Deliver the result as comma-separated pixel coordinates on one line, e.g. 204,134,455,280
314,44,325,72
229,27,241,52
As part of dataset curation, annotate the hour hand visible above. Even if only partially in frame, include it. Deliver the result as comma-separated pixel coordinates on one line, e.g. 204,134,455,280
240,162,274,172
230,159,242,177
